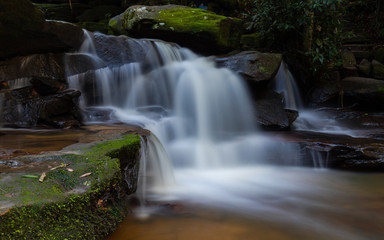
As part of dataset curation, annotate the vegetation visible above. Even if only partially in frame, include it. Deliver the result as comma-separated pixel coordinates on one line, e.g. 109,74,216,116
0,135,141,240
246,0,347,79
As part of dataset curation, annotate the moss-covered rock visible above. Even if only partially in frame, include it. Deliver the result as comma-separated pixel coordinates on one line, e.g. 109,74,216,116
0,134,141,239
216,51,282,85
240,33,264,50
109,5,242,54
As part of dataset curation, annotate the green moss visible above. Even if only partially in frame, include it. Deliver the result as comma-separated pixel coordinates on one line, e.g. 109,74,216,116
156,8,226,34
241,33,264,49
0,134,141,240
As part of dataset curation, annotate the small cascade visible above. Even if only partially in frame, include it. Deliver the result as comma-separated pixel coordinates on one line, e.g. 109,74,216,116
65,32,304,216
273,61,303,110
6,78,32,89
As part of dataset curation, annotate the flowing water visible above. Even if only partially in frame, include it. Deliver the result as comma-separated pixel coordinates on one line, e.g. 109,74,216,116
64,32,384,239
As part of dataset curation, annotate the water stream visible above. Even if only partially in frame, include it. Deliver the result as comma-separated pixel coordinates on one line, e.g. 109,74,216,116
63,32,384,239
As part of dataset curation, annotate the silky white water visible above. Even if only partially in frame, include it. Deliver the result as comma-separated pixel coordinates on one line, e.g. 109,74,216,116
65,32,384,240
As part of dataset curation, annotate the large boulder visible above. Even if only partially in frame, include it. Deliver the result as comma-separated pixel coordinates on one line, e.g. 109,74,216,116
109,5,242,54
372,60,384,80
253,90,298,130
0,53,106,82
216,51,282,86
340,77,384,111
1,86,82,128
0,0,84,60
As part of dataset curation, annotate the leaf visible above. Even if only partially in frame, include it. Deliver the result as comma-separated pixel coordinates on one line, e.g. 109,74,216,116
22,175,39,179
39,172,46,183
66,168,74,172
50,163,69,171
79,172,92,178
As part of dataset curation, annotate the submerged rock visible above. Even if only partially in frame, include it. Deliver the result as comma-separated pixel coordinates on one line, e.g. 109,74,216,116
109,5,242,54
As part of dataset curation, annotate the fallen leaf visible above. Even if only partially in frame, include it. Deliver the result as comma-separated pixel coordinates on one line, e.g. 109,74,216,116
79,172,92,178
39,172,46,183
66,168,74,172
50,163,69,171
5,193,13,198
22,175,39,179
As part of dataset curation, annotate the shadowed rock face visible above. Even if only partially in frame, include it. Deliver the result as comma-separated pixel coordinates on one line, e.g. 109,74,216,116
1,86,82,128
0,0,84,60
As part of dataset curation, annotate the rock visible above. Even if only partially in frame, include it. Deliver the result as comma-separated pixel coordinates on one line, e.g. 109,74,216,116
254,90,298,129
0,0,84,60
340,77,384,110
109,5,242,54
240,33,265,50
77,5,123,22
342,50,357,68
342,50,358,78
372,60,384,80
0,53,106,82
0,134,141,238
92,33,148,67
373,45,384,63
35,3,89,22
30,76,66,96
1,87,82,128
357,58,372,76
216,51,282,85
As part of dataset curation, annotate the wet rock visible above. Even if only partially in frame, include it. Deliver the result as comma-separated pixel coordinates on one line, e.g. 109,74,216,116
309,80,339,107
30,76,65,96
254,90,298,129
93,33,148,67
290,131,384,171
340,77,384,110
372,60,384,80
0,53,106,82
0,134,141,238
1,87,82,128
109,5,242,55
216,51,282,85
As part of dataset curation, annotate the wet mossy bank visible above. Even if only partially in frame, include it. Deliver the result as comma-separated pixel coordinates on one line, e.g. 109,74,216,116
0,134,141,240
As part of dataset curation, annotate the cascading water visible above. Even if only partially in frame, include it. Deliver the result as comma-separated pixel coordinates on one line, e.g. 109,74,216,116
64,32,384,240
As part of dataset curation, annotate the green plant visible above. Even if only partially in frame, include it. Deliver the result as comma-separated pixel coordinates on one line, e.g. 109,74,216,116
246,0,347,80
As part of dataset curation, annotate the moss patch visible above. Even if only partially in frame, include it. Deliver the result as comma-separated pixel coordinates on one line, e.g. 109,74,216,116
156,8,226,33
0,134,141,240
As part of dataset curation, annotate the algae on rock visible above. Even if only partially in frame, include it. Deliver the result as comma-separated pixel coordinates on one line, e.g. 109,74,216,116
109,5,242,54
0,134,141,240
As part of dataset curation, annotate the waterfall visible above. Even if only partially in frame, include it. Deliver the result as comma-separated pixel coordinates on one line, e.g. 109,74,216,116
273,61,303,110
66,32,301,212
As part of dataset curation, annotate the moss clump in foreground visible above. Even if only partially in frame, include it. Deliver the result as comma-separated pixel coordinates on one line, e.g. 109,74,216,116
0,134,141,240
